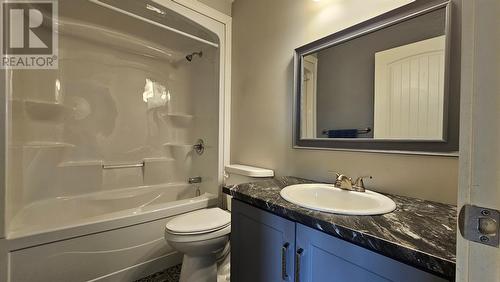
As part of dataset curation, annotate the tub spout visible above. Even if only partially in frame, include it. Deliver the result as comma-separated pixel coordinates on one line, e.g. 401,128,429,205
188,176,202,184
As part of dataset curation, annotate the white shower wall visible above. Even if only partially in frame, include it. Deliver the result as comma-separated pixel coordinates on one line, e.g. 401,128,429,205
4,0,221,237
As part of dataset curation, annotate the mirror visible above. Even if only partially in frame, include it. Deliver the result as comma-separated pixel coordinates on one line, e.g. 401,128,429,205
295,1,458,153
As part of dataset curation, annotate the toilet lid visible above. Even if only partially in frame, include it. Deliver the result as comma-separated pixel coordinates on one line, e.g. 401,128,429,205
166,208,231,234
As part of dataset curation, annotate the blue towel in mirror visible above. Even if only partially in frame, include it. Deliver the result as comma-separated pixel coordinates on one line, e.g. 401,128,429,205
327,129,358,138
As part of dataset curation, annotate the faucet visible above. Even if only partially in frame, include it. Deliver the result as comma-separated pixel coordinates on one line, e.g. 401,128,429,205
332,172,372,193
188,176,202,184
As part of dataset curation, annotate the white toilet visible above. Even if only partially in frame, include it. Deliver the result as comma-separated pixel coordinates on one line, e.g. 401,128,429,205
165,208,231,282
165,164,273,282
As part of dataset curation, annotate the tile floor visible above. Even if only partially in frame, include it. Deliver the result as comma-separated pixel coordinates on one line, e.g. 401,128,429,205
135,264,181,282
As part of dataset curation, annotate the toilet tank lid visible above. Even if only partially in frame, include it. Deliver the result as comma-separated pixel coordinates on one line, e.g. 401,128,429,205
225,164,274,178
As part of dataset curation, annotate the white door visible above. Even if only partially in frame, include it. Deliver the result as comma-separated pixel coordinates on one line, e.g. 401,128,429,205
457,0,500,281
374,36,446,140
301,55,318,138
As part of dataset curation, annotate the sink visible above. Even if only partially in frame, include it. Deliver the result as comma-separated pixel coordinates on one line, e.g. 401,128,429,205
280,184,396,215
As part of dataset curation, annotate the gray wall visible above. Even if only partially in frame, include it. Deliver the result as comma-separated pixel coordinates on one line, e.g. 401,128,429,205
231,0,459,204
316,9,445,138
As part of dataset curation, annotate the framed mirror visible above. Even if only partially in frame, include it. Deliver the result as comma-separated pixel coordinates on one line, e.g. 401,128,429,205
293,0,459,154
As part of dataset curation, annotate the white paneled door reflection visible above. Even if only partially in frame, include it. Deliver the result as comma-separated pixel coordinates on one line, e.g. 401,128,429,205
301,55,318,139
374,35,445,140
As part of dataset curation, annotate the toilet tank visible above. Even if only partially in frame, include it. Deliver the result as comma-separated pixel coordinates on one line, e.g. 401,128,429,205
224,164,274,210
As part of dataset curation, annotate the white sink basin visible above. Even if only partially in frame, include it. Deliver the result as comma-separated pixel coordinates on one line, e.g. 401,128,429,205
280,184,396,215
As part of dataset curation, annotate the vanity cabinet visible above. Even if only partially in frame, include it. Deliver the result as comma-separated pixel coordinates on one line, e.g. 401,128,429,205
231,199,296,282
231,200,448,282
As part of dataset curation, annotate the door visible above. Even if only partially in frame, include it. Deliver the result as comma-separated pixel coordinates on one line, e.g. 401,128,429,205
374,35,446,140
231,200,295,282
457,0,500,281
301,55,318,138
295,224,446,282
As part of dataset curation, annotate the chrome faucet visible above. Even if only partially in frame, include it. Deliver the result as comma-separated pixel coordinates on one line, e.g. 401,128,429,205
332,172,372,193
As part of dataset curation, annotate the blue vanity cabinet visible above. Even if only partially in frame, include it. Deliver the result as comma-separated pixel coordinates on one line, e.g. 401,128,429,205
232,199,450,282
295,224,447,282
231,200,296,282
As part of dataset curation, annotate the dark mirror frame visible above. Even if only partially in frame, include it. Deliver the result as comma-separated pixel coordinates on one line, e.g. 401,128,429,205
293,0,459,155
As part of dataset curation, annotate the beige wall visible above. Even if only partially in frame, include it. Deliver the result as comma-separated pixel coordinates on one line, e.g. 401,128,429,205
198,0,232,16
231,0,458,204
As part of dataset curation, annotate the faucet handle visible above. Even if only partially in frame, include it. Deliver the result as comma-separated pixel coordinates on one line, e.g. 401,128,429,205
353,175,372,190
330,171,354,189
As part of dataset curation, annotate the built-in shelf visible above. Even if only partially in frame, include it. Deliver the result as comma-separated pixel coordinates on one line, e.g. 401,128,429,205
22,141,75,149
23,99,70,121
162,142,194,148
163,142,195,159
58,160,103,167
143,157,176,162
164,113,194,119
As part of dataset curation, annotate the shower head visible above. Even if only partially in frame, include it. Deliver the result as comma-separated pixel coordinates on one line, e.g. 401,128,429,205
186,51,203,62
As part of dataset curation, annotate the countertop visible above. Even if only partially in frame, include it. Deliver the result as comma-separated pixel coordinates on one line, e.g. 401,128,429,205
223,176,457,279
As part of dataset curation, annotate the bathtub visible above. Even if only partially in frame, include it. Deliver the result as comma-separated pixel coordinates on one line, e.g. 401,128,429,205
1,183,218,282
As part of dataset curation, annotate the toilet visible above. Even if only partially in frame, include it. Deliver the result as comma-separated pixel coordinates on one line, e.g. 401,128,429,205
165,164,273,282
165,208,231,282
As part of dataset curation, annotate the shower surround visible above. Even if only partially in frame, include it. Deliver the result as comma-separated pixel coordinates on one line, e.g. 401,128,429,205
0,1,231,281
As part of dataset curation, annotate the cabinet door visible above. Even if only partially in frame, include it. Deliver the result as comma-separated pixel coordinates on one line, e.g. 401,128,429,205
231,200,295,282
295,224,448,282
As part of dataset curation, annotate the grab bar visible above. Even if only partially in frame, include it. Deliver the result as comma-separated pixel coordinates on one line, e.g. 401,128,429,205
102,162,144,169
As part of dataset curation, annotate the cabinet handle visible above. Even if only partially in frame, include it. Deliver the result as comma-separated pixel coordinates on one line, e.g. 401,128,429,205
295,248,304,282
281,242,290,280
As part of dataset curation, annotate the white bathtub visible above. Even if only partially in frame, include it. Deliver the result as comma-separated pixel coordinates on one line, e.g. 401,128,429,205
1,183,218,282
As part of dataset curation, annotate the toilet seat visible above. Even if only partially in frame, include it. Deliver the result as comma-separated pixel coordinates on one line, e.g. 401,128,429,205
165,224,231,243
167,222,231,235
165,208,231,243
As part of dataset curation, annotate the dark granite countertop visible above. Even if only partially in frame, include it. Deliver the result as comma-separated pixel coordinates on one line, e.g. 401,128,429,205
223,176,457,279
